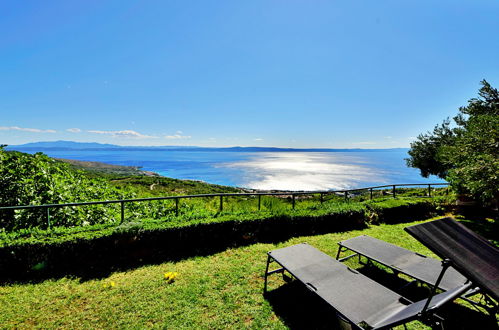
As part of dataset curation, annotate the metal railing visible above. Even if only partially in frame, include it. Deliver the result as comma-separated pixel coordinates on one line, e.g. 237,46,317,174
0,183,449,229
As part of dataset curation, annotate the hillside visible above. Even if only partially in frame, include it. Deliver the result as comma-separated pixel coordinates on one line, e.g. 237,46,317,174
56,158,158,177
55,157,242,196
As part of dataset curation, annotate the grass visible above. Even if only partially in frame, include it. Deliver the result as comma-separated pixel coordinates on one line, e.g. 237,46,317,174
1,216,496,329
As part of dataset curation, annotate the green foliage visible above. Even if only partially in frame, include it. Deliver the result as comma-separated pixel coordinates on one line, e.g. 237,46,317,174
107,175,241,196
0,197,435,248
407,80,499,203
406,119,455,178
0,149,243,231
0,148,133,230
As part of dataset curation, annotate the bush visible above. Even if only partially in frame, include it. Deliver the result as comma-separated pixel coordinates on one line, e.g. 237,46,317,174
0,148,134,230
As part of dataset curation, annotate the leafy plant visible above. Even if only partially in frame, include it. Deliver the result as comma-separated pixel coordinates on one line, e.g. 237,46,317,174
0,148,132,230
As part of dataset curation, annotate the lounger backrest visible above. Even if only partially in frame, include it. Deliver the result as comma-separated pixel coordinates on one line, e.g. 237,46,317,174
404,217,499,301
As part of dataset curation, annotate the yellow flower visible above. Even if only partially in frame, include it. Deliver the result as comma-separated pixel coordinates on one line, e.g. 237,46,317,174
164,271,178,283
110,281,116,287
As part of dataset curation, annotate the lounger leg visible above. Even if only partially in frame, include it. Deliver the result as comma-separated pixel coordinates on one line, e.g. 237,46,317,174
336,246,344,260
264,255,271,293
358,254,371,266
422,260,450,314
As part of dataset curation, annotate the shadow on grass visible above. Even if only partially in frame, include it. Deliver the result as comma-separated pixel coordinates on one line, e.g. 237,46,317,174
265,264,498,330
265,281,343,330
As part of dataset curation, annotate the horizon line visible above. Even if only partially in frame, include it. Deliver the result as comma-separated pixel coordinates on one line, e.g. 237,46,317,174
6,140,410,151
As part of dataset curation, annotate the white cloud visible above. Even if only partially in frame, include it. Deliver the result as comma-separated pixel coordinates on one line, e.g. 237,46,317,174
254,138,264,141
384,136,393,139
66,128,81,133
165,133,191,140
0,126,56,133
88,129,157,139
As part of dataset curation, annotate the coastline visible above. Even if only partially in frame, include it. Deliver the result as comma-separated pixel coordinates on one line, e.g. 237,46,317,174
56,158,160,177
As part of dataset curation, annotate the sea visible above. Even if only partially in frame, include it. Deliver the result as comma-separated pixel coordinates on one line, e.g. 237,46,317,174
22,149,445,191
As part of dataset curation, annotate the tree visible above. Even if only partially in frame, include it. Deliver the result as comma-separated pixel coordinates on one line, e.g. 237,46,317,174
406,119,456,178
406,80,499,204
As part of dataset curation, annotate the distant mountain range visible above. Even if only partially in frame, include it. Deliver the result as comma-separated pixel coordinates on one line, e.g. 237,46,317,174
6,140,408,152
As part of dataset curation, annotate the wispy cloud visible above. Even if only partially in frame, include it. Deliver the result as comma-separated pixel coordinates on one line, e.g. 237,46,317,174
66,128,81,133
163,131,190,140
0,126,56,133
165,134,192,140
88,129,157,139
254,138,264,141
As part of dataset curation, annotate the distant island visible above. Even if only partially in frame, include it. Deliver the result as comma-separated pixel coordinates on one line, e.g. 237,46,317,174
6,140,409,153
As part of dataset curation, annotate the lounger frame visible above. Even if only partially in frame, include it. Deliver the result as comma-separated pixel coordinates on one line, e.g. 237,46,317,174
336,235,468,291
264,243,470,329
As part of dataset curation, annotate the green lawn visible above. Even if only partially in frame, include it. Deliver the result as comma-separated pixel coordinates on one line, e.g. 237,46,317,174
1,217,496,329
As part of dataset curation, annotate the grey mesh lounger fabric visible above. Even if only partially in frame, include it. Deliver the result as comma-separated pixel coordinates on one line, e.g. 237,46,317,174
264,243,472,329
336,235,468,291
405,217,499,302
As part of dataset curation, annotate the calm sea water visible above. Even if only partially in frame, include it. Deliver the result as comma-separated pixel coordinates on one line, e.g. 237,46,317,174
30,149,445,191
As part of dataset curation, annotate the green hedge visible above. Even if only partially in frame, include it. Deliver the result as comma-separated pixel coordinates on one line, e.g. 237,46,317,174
0,199,441,282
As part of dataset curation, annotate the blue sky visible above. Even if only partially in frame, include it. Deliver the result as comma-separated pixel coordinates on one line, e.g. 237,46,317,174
1,0,498,148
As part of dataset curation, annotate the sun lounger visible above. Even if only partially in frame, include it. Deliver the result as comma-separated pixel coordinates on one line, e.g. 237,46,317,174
264,243,472,329
336,235,468,291
404,217,499,311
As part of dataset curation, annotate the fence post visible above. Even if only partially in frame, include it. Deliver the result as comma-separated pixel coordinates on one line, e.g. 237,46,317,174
175,197,179,216
344,191,348,201
120,201,125,223
392,185,396,198
428,184,431,197
369,188,373,200
292,194,296,209
258,195,261,211
219,195,223,212
46,207,51,229
320,193,323,204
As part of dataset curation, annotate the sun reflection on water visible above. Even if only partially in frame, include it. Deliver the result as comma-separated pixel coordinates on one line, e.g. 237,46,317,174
220,152,387,191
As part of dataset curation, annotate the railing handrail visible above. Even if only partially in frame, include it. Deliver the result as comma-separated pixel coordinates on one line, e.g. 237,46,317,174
0,182,449,211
